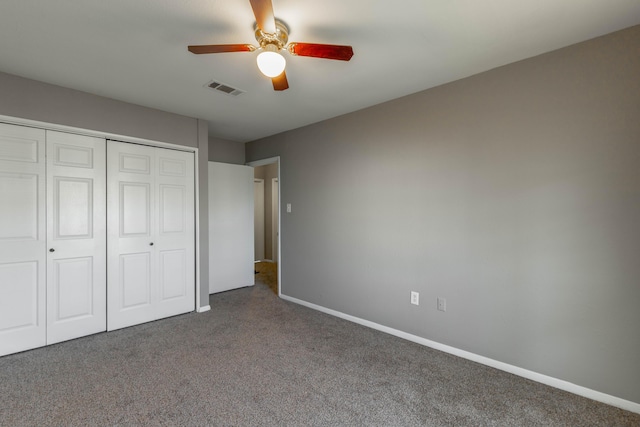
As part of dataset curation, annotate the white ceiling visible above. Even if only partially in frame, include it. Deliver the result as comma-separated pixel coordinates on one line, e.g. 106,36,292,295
0,1,639,143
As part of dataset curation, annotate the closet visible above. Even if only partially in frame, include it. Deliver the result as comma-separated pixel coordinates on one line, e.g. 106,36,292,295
106,140,195,331
0,122,195,357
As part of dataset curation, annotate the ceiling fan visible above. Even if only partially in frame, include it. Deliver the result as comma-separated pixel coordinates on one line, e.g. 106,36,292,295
188,0,354,91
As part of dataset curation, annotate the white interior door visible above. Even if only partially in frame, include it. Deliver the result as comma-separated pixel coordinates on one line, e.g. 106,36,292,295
209,162,254,294
272,178,279,263
107,141,195,331
46,131,106,344
254,179,265,261
0,123,47,356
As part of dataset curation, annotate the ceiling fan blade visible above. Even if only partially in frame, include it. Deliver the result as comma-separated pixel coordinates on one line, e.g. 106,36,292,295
250,0,276,34
188,44,255,54
272,71,289,91
288,43,354,61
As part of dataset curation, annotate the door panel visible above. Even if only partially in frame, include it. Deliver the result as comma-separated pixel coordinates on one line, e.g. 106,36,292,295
209,162,254,294
120,252,152,309
0,261,40,330
0,131,39,162
46,131,106,345
108,141,194,331
52,257,93,320
0,123,46,356
160,249,187,300
159,185,185,233
0,172,39,240
120,153,151,174
54,177,93,238
53,144,93,168
121,182,151,236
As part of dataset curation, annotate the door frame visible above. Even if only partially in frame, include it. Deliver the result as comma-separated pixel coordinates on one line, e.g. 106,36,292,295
254,178,265,261
0,114,204,313
271,177,279,263
246,156,281,296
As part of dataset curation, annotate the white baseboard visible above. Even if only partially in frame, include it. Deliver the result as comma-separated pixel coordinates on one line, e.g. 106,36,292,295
197,305,211,313
280,294,640,415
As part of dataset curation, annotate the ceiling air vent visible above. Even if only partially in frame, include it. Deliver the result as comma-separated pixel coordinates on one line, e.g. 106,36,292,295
206,80,245,97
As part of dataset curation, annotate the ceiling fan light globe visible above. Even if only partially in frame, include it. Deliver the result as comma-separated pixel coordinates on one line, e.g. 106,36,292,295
257,51,286,78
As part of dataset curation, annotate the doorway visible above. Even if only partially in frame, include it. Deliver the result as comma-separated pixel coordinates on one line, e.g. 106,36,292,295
254,179,265,262
271,178,279,263
248,157,280,296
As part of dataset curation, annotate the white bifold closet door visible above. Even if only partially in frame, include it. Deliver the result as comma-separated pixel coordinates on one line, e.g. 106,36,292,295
0,124,106,356
0,124,47,355
107,140,195,331
46,131,106,344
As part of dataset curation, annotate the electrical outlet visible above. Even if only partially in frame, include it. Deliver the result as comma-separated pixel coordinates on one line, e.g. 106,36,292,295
286,203,292,213
411,291,419,306
437,297,446,312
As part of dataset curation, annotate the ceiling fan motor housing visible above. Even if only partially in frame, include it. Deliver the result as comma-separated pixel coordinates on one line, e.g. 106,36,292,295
255,20,289,51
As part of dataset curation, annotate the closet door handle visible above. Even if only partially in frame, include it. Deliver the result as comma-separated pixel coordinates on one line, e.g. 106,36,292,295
49,248,55,252
149,242,154,246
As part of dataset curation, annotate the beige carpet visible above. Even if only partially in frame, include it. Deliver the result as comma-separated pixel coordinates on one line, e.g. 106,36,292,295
255,261,278,294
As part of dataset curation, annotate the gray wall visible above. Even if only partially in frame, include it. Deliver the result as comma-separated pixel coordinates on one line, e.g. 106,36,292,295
0,71,198,147
209,136,245,165
246,25,640,404
0,71,210,310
